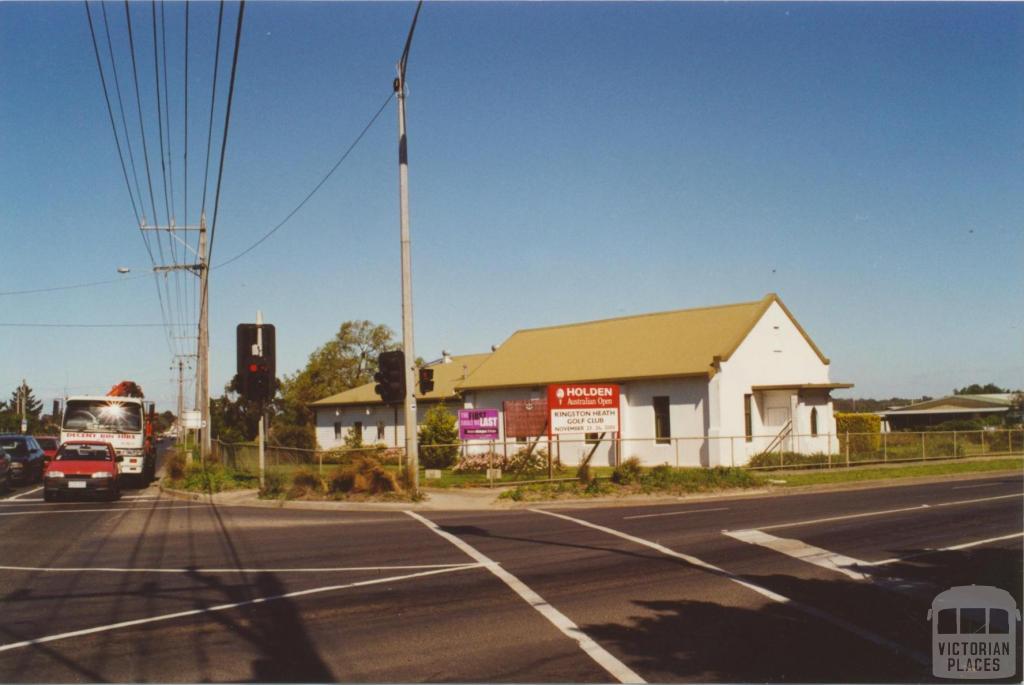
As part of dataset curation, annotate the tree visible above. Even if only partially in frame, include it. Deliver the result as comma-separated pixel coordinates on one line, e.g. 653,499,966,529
954,383,1010,395
0,382,43,432
418,403,460,469
277,321,398,427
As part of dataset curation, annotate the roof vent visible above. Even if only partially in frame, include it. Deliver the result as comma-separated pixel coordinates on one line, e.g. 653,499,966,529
442,350,453,363
490,343,499,352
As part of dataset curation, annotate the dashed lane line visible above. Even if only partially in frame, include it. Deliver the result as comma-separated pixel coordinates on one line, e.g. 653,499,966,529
0,562,482,574
623,507,729,520
530,507,930,667
405,510,646,684
0,564,483,655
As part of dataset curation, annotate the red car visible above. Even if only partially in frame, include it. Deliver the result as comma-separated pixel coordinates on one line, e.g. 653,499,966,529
44,441,121,502
35,436,60,463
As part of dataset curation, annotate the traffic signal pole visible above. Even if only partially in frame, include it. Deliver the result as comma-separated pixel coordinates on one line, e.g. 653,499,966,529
256,310,265,490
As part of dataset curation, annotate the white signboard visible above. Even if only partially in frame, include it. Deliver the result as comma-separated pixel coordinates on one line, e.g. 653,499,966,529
182,410,203,429
547,384,620,436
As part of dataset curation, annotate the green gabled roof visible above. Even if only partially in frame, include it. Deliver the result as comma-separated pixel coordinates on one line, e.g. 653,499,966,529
457,294,829,391
310,353,491,407
884,393,1016,413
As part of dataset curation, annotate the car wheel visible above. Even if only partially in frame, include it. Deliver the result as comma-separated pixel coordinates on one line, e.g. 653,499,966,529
43,490,55,502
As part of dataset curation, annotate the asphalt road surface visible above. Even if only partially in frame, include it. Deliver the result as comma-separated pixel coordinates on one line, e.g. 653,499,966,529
0,461,1020,683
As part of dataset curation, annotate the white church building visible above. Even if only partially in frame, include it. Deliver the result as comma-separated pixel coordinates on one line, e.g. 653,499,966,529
311,294,851,467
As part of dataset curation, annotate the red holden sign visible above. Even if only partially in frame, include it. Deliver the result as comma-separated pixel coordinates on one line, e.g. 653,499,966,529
547,384,620,435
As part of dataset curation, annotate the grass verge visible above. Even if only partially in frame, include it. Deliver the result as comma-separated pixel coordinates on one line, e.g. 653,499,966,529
769,457,1023,487
499,466,763,502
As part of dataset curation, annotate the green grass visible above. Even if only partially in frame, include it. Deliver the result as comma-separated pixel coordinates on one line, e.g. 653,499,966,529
499,466,763,502
770,457,1023,487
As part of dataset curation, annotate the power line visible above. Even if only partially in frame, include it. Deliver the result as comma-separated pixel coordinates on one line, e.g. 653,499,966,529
200,0,225,216
0,274,148,297
213,91,394,269
0,322,196,329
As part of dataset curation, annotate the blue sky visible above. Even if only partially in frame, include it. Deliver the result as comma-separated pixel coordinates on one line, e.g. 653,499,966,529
1,1,1021,411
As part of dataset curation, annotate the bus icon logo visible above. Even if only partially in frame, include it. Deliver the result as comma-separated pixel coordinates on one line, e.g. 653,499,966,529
929,585,1020,679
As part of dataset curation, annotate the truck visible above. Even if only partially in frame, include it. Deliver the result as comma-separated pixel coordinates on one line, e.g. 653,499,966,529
60,381,157,483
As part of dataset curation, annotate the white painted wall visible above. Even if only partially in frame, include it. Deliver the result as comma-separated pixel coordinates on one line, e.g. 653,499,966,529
314,401,457,451
711,300,837,465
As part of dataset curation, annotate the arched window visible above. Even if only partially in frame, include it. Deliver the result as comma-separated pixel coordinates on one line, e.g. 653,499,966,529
810,408,819,437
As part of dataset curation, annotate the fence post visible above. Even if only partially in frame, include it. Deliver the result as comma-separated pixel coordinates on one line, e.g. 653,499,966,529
675,437,680,468
845,431,850,467
730,437,735,468
921,432,926,461
981,430,985,455
883,431,888,462
953,430,957,459
318,449,323,476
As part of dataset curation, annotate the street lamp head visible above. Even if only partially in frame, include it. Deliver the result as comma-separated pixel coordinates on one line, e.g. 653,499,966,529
117,267,131,274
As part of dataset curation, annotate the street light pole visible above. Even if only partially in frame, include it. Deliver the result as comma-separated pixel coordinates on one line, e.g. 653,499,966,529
396,68,418,493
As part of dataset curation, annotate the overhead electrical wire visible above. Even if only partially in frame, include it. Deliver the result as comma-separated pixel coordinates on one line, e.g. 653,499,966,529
0,322,197,329
213,91,394,269
0,273,149,297
200,0,225,218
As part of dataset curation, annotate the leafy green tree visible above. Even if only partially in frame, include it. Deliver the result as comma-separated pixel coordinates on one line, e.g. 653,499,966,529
954,383,1010,395
1,382,44,432
275,321,398,436
418,403,460,469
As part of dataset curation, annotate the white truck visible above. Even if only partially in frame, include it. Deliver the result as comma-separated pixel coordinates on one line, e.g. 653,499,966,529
60,382,157,483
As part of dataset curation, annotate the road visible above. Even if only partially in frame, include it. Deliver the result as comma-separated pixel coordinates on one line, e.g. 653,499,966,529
0,462,1020,683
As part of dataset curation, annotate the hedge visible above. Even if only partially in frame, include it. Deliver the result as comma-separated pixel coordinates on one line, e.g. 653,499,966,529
835,412,881,453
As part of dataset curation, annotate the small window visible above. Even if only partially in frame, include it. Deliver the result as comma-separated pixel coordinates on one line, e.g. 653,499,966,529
937,608,957,634
333,422,341,439
585,432,600,445
989,609,1009,634
960,608,987,634
744,394,753,443
653,396,671,445
377,421,385,441
810,408,818,437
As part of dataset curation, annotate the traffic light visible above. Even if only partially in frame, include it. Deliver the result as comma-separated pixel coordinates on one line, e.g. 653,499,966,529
418,367,434,394
236,323,276,403
374,350,406,404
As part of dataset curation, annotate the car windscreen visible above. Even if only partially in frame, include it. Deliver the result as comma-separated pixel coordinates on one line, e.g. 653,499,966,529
63,400,142,432
36,438,59,451
57,447,112,461
0,439,28,456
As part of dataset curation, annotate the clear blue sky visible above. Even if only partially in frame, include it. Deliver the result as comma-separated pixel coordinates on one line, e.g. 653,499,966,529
1,1,1021,412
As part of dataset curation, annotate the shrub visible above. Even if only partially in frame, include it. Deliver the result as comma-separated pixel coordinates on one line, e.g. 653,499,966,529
452,450,502,473
576,463,591,483
260,468,286,497
164,451,186,480
181,461,237,493
507,447,548,474
418,404,460,469
748,451,833,469
287,467,325,498
328,457,401,495
835,412,881,453
611,456,643,485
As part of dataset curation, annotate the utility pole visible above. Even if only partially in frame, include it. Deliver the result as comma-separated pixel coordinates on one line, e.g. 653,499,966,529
147,211,209,460
395,0,423,493
19,379,26,433
176,359,185,443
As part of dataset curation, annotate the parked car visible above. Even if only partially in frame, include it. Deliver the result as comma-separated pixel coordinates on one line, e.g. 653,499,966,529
35,435,60,463
0,435,45,484
0,448,11,492
44,441,120,502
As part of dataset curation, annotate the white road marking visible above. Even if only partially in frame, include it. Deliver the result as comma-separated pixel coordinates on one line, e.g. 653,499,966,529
0,562,482,574
869,532,1024,566
7,486,43,500
119,495,160,500
751,493,1021,532
951,483,1000,490
754,504,931,532
933,494,1021,507
405,510,646,684
0,564,481,654
723,529,869,580
0,504,204,517
530,507,929,666
623,507,729,520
